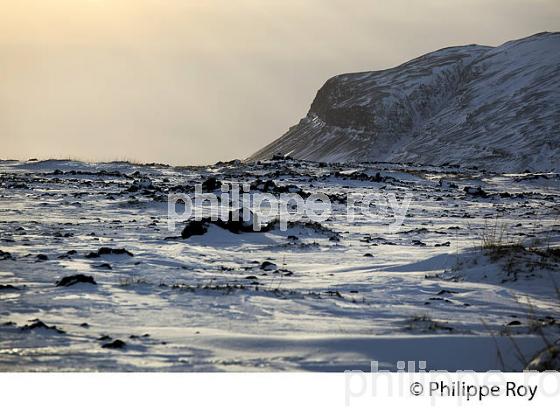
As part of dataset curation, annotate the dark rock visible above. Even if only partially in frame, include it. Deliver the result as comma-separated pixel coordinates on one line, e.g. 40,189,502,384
260,261,277,271
202,177,220,192
128,178,153,192
21,319,65,334
128,333,151,339
0,250,13,260
326,290,343,298
463,186,488,197
102,339,126,349
56,274,97,287
181,220,209,239
250,179,305,195
272,153,293,161
436,289,458,295
181,208,258,238
86,247,134,258
402,228,429,235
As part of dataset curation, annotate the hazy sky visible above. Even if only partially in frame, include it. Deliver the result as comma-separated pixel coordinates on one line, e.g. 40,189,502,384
1,0,559,165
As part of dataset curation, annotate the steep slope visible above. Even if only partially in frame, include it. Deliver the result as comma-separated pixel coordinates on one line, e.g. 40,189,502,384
250,32,560,171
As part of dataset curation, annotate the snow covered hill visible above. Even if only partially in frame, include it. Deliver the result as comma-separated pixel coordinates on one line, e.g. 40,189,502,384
250,32,560,172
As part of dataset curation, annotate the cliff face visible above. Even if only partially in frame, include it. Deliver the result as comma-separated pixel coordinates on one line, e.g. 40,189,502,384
250,32,560,172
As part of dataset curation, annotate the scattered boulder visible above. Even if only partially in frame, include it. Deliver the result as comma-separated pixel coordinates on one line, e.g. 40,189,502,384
463,186,488,197
436,289,458,295
56,274,97,287
214,159,242,166
214,208,257,233
86,247,134,258
102,339,127,349
181,208,258,239
325,290,343,298
181,220,209,239
129,334,150,339
21,319,65,334
250,179,306,195
0,250,13,260
260,261,278,271
333,171,389,183
268,220,341,241
128,177,154,192
272,153,293,161
402,228,429,235
201,176,220,192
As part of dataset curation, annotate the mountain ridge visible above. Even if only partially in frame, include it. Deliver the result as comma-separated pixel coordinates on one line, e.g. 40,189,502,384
249,32,560,172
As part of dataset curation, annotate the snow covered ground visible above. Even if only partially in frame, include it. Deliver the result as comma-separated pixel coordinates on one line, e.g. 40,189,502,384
1,158,559,371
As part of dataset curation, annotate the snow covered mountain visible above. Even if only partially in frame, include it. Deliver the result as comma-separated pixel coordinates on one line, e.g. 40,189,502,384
250,32,560,172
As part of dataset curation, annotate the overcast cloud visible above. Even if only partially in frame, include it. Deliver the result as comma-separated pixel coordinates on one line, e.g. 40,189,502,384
1,0,559,164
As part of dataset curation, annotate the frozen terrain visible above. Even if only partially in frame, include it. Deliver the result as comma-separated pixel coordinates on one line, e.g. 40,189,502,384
250,32,560,172
0,158,559,371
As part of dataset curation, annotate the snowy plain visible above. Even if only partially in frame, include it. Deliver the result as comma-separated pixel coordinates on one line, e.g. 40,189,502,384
0,158,559,371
